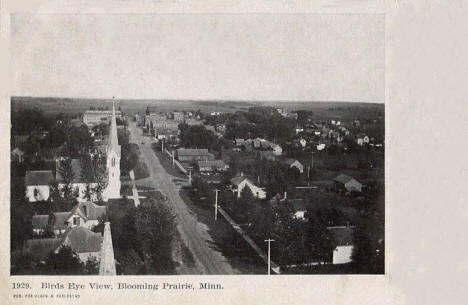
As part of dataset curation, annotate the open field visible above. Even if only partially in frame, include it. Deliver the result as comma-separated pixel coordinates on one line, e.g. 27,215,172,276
12,97,384,121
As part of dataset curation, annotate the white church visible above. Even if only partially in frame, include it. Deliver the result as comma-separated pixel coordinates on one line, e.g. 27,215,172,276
103,102,121,201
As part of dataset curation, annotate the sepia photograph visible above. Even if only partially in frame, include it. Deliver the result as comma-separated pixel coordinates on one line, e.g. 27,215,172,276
9,14,384,276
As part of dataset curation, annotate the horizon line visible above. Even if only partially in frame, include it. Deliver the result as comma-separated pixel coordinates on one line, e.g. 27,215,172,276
11,95,385,105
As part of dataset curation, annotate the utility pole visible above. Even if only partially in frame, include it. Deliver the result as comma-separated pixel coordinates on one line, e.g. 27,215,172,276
214,189,220,221
172,151,175,167
188,169,192,185
161,138,164,152
265,239,275,275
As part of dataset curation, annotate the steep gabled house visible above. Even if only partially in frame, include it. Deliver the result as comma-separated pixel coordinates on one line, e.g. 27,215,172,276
25,170,54,202
230,175,267,199
32,202,107,236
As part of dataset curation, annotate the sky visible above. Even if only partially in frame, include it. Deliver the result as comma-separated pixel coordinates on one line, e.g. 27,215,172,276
11,14,384,102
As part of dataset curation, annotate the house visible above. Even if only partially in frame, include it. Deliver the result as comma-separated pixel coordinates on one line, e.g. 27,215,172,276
24,227,101,262
230,175,266,199
25,170,54,202
235,139,245,146
56,159,99,202
11,147,25,163
295,126,304,134
270,193,307,220
290,199,307,220
317,143,326,151
32,202,107,236
271,144,283,156
24,226,103,263
283,158,304,173
327,226,355,264
197,160,229,173
299,138,307,148
333,174,363,193
176,148,214,162
356,133,370,146
172,112,184,121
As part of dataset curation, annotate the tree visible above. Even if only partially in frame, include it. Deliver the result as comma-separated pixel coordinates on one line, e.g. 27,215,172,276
134,200,176,274
11,250,39,275
83,256,99,275
43,245,84,275
57,157,77,201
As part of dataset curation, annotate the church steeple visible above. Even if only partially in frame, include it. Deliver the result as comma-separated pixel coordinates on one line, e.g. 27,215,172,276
104,100,121,200
99,222,116,275
109,101,119,151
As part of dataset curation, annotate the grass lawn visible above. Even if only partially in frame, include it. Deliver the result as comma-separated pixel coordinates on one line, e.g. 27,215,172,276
179,188,267,274
151,145,187,179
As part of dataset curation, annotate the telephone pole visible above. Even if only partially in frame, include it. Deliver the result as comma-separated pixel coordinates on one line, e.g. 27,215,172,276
214,189,220,221
172,150,175,167
161,138,164,152
264,239,275,275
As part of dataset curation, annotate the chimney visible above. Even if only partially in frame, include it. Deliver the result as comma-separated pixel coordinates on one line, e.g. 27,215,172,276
240,171,244,177
284,192,287,199
257,176,260,184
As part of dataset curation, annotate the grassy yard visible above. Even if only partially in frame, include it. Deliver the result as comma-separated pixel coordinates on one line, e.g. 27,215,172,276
179,188,267,274
151,144,188,179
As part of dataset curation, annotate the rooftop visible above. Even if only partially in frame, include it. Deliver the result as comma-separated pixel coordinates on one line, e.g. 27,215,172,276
177,148,210,156
25,170,54,186
327,226,355,247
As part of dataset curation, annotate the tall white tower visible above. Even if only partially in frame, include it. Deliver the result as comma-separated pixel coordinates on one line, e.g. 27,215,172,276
104,101,121,200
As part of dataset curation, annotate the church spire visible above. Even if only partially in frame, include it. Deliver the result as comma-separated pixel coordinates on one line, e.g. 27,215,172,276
109,101,119,150
99,222,116,275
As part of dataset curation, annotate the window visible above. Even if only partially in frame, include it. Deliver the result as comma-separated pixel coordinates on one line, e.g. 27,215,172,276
111,157,115,167
34,188,39,197
73,217,80,226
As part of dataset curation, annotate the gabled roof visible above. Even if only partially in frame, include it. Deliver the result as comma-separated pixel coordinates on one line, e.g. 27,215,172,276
25,170,54,186
198,160,228,168
75,202,107,221
23,238,63,261
230,176,254,187
327,226,355,247
11,147,24,156
334,174,357,185
177,148,210,156
62,226,103,254
283,158,301,166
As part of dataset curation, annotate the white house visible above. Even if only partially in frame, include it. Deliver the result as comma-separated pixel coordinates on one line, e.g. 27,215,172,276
283,158,304,174
25,170,54,202
327,226,355,264
356,134,370,146
299,138,307,148
271,144,283,156
317,143,326,151
230,176,267,199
